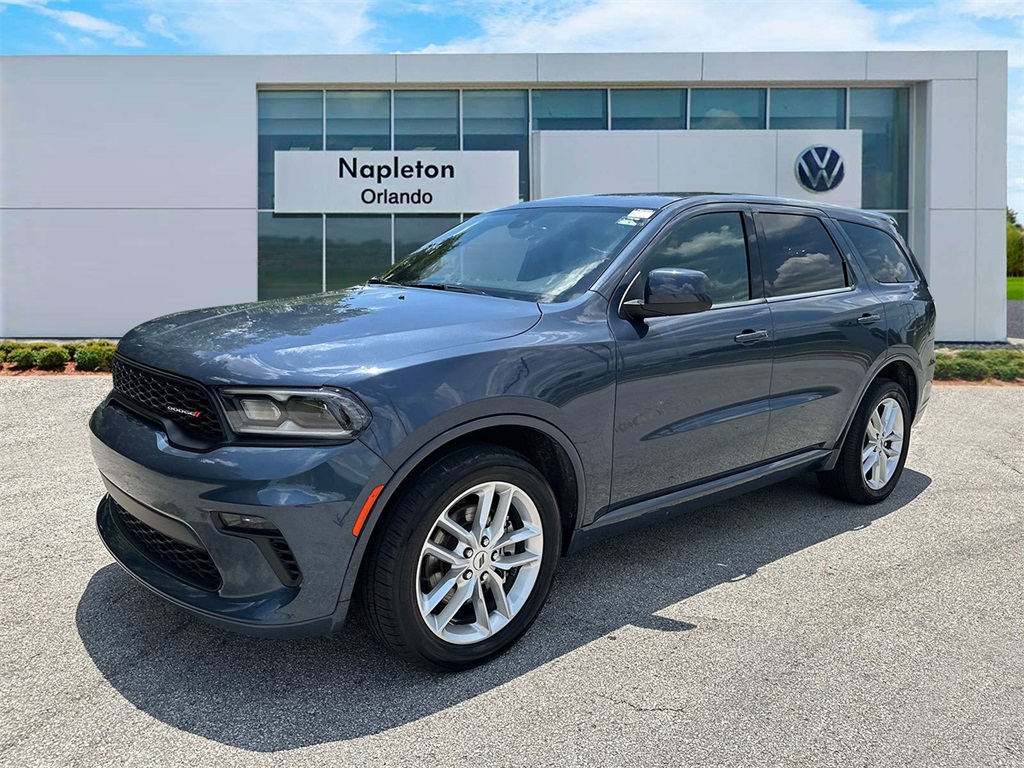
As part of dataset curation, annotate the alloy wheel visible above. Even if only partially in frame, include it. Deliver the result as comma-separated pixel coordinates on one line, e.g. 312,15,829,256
416,481,544,645
861,396,905,490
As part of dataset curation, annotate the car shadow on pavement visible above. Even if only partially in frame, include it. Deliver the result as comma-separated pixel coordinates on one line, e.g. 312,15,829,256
76,469,930,752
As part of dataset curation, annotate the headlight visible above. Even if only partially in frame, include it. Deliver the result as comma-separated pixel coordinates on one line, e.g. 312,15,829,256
218,387,371,440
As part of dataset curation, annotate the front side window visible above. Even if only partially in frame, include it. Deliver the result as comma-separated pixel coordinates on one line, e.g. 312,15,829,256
759,213,847,297
640,212,751,305
383,207,647,302
839,220,916,283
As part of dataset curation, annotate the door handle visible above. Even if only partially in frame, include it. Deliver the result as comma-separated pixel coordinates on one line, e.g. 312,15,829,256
857,313,882,326
734,329,770,344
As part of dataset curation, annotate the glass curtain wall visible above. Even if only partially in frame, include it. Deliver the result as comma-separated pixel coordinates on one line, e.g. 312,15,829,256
326,91,390,151
690,89,766,129
769,88,846,129
611,89,686,130
464,90,529,201
258,92,324,299
395,91,459,150
850,88,910,230
258,86,912,299
532,90,607,130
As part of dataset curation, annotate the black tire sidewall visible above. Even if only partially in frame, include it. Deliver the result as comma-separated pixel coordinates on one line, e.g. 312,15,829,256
846,380,911,502
388,451,561,669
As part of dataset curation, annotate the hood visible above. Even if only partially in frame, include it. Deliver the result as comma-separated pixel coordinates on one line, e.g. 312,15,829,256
116,285,542,386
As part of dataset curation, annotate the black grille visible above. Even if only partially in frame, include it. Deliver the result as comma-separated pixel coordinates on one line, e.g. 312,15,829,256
114,501,222,592
113,357,224,439
268,537,302,586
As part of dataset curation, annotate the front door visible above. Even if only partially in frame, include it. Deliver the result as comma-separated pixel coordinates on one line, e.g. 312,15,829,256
609,207,774,507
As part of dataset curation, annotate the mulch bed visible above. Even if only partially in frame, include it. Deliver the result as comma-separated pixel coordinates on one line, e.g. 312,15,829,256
0,363,110,376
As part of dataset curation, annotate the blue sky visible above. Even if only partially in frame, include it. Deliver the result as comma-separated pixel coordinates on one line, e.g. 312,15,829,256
1,0,1022,211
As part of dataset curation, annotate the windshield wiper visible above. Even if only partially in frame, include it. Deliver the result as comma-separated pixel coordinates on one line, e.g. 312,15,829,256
368,277,402,286
405,282,489,296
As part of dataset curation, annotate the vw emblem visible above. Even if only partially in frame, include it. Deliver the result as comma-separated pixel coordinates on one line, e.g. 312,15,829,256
796,145,845,193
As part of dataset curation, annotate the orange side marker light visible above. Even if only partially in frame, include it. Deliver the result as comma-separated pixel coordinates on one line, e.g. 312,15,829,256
352,485,384,537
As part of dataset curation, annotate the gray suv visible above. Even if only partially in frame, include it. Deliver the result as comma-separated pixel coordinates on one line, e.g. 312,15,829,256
90,194,935,669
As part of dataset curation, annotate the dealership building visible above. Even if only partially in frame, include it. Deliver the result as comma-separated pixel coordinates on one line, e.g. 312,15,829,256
0,50,1008,341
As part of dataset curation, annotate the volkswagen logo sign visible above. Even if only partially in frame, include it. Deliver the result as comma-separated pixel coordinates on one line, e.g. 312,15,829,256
796,145,845,193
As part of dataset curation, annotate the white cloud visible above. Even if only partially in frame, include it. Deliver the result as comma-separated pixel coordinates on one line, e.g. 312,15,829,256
36,6,144,47
145,13,182,44
138,0,376,54
418,0,1021,68
953,0,1024,19
420,0,882,54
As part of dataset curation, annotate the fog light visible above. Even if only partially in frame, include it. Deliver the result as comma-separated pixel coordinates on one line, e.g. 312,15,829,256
217,512,280,534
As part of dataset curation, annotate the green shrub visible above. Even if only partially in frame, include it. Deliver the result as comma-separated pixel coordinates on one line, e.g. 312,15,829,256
6,348,37,370
62,343,80,361
34,346,69,371
980,349,1024,367
1007,210,1023,276
933,355,957,380
955,349,984,360
950,357,988,381
74,344,115,372
28,341,56,351
990,364,1024,382
0,349,6,364
0,340,26,354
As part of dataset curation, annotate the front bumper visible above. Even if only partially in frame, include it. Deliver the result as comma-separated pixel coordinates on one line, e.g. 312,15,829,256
90,396,387,637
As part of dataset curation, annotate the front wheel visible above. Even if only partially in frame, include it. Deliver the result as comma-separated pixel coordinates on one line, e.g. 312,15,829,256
817,378,911,504
358,445,561,670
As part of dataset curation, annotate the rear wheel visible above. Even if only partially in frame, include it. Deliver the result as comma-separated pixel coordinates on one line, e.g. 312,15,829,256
358,445,561,670
817,378,911,504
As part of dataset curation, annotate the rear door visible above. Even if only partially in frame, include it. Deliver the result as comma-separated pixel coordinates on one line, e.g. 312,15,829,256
609,205,774,506
753,206,889,459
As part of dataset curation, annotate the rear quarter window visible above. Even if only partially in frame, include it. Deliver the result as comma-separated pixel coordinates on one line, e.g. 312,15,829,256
839,220,917,283
758,213,847,297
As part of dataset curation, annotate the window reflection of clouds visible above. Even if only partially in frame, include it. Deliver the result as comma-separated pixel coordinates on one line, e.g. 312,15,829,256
761,214,847,297
839,221,915,284
647,214,749,304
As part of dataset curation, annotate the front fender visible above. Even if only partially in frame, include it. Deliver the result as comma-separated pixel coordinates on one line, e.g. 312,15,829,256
338,407,588,607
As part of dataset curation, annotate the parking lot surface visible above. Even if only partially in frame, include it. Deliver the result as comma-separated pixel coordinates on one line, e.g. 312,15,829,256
1,378,1021,767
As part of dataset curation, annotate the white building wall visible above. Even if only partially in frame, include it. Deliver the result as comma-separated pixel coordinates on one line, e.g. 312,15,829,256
533,130,863,208
0,51,1009,340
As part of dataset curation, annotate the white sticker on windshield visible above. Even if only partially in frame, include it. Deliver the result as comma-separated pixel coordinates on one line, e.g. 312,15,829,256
616,208,656,227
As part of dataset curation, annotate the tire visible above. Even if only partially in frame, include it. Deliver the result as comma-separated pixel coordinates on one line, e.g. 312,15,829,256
358,444,562,670
817,378,911,504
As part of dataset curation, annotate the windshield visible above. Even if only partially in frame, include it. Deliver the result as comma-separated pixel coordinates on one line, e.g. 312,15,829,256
379,206,655,302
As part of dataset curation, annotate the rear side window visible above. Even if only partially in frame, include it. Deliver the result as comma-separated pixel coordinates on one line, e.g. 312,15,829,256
839,220,916,283
759,213,847,297
641,212,750,305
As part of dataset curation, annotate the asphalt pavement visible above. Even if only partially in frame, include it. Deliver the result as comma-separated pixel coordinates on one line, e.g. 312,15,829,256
1008,300,1023,339
1,378,1021,767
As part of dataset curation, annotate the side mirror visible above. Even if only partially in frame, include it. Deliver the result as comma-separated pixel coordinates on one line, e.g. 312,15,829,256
621,268,713,320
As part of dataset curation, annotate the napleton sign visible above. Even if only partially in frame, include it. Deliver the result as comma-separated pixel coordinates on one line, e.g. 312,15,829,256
274,150,520,214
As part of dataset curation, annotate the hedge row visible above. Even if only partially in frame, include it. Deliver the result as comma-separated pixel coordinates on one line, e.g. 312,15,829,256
0,340,117,372
934,349,1024,382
